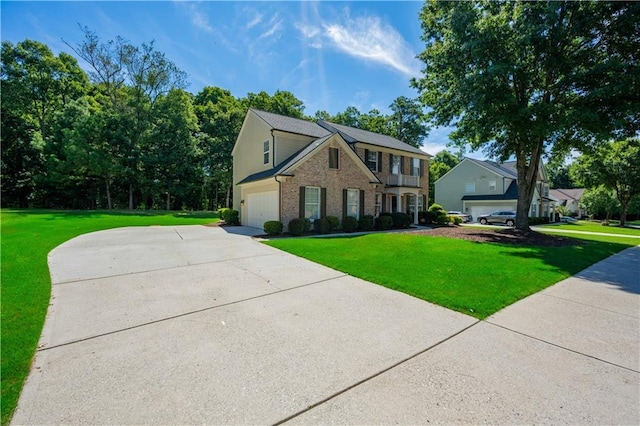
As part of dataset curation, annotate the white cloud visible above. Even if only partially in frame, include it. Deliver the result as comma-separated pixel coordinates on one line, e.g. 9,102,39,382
324,16,421,77
182,2,215,34
295,22,321,39
259,14,284,39
246,13,263,29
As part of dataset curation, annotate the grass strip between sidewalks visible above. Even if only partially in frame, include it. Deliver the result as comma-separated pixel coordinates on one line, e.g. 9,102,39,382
265,232,637,320
1,209,219,426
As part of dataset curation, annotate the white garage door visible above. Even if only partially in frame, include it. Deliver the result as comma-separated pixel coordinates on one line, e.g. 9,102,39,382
470,205,515,222
246,191,278,229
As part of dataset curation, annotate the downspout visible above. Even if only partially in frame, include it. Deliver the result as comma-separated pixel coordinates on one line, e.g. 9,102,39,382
274,175,283,223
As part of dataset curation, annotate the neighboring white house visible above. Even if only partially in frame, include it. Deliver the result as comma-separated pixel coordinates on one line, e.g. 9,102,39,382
549,188,586,217
434,158,553,221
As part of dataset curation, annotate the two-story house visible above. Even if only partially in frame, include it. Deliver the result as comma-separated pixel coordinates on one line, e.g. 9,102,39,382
434,157,553,221
232,109,431,229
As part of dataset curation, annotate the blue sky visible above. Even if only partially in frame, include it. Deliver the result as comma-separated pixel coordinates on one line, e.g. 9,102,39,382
2,1,466,157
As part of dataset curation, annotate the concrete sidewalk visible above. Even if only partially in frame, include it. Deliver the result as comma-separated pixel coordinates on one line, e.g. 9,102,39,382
12,226,639,424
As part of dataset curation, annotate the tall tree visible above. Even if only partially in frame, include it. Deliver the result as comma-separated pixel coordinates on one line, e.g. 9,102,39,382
389,96,429,148
412,1,640,231
243,90,305,118
66,27,188,209
571,139,640,226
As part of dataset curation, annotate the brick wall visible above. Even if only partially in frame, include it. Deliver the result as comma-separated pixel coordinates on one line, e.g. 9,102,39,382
280,140,375,227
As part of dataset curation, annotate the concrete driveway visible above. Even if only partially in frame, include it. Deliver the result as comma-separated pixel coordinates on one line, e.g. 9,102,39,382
12,225,639,424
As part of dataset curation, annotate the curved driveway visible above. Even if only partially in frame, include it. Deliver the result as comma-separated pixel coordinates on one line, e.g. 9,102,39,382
13,225,639,424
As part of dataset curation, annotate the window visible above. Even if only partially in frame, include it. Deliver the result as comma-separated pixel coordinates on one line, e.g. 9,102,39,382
411,158,420,176
346,189,360,219
374,193,382,216
407,194,416,214
392,155,401,174
367,151,379,172
305,187,320,220
329,148,339,169
489,180,496,191
417,195,424,212
263,140,269,165
465,182,475,193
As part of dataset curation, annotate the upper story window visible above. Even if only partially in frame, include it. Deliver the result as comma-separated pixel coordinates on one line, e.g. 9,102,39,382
391,155,401,174
329,148,339,169
465,182,476,193
263,140,269,165
489,180,496,191
366,150,379,172
411,158,420,176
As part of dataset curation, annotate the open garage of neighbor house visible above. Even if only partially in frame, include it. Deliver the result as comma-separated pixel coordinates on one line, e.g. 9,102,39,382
465,202,517,222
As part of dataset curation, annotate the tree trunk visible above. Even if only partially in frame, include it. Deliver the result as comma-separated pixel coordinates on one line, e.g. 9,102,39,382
225,185,231,209
129,183,134,210
105,178,112,210
619,202,628,227
166,192,171,211
515,141,543,232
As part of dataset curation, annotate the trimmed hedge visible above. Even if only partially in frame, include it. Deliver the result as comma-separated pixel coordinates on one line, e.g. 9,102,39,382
225,209,240,225
288,218,306,236
326,216,340,232
376,215,393,230
314,217,332,234
391,212,412,229
343,216,358,232
263,220,283,235
358,215,374,231
528,216,550,225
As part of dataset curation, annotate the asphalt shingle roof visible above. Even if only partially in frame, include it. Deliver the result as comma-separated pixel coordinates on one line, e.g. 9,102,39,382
461,180,519,200
250,109,330,138
465,158,518,179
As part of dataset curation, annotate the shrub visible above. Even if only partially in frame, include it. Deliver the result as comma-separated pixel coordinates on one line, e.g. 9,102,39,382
343,216,358,232
528,217,550,225
263,221,283,235
303,218,312,233
391,212,412,229
449,215,463,225
288,218,306,236
326,215,340,231
225,209,239,225
358,215,374,231
376,215,393,230
219,208,231,222
314,217,332,234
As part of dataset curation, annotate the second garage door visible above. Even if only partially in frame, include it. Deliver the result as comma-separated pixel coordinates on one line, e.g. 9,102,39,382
246,191,279,229
469,205,515,222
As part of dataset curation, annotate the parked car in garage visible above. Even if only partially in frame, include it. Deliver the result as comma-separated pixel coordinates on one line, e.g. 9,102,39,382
477,211,516,226
447,211,473,223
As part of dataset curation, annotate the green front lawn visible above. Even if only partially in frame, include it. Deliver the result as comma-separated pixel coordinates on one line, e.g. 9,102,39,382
539,220,640,235
1,209,218,426
265,233,636,320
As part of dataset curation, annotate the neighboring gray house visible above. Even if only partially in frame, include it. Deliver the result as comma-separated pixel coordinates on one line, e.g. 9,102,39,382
549,188,586,217
232,109,431,228
434,157,553,221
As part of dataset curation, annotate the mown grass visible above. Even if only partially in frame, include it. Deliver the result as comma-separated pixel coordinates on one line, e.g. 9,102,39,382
0,209,218,425
265,232,637,320
539,220,640,235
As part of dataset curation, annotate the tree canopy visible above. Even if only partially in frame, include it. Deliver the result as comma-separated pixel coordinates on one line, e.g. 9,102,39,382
412,0,640,230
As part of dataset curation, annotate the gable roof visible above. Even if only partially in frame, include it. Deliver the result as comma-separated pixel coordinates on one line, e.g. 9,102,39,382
549,188,585,202
237,133,381,185
250,108,330,138
317,120,428,156
465,158,518,179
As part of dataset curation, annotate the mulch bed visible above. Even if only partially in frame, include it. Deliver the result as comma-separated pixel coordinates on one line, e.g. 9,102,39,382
406,226,584,247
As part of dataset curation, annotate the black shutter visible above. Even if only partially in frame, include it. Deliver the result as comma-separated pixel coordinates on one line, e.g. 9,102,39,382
400,156,405,174
342,189,348,220
365,149,370,168
377,152,383,172
420,159,424,177
299,187,306,218
423,195,427,211
321,188,327,218
382,194,387,213
389,153,393,173
359,190,365,218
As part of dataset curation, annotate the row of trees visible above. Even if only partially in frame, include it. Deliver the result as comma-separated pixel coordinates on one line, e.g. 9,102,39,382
1,32,428,211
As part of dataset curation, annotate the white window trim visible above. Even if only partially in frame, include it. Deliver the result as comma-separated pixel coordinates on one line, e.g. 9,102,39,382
392,155,401,174
367,151,379,172
263,140,269,165
346,188,360,220
411,158,420,177
465,182,476,193
374,193,382,216
305,186,321,220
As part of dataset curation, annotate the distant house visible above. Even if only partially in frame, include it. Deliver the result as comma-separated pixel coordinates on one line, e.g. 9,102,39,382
232,109,431,229
434,157,553,221
549,188,586,217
